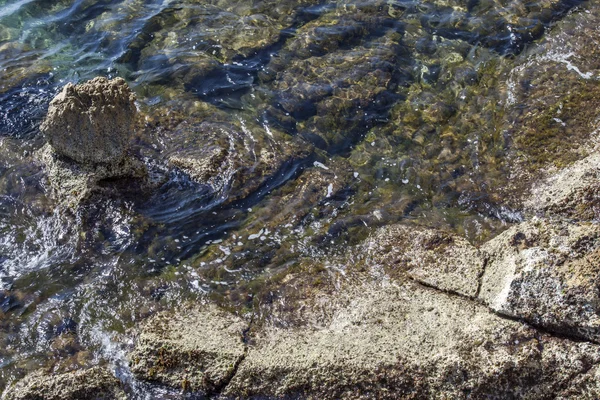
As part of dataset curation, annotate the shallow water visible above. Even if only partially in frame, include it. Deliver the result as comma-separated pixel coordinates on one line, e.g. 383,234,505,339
0,0,593,396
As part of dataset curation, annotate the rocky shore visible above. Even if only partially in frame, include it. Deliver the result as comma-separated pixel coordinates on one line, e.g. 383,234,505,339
9,132,600,398
3,0,600,399
118,146,600,399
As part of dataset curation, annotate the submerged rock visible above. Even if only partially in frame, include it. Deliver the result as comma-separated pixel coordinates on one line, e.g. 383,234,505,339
40,77,136,165
5,366,126,400
164,119,310,204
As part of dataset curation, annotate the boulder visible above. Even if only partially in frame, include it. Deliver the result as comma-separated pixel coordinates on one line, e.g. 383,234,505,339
5,366,126,400
40,77,136,165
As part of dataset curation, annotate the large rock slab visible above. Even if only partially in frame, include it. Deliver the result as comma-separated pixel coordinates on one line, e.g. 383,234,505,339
223,282,600,399
525,152,600,220
5,366,126,400
40,77,136,165
129,305,248,394
478,218,600,342
367,224,484,297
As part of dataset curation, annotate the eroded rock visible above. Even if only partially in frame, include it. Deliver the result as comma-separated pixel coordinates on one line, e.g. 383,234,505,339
40,77,136,165
130,282,600,399
366,224,484,297
129,304,248,394
479,218,600,342
525,152,600,220
5,366,126,400
37,143,146,205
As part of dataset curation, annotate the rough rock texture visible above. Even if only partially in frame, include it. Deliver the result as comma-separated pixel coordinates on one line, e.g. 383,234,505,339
130,282,600,399
555,363,600,399
4,366,126,400
129,304,248,394
37,144,146,205
40,77,136,165
366,225,484,297
478,218,600,342
525,152,600,220
225,283,600,399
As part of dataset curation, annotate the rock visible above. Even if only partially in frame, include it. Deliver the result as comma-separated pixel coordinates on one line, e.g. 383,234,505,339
478,218,600,342
5,366,126,400
135,282,600,399
129,304,248,394
367,224,484,297
556,363,600,399
525,152,600,220
165,120,310,204
37,143,146,205
265,30,404,154
224,282,600,399
40,77,136,165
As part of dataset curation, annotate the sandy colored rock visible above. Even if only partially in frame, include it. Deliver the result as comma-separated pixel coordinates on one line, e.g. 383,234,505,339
129,304,248,394
37,144,146,205
366,224,484,297
223,281,600,399
525,152,600,220
40,77,136,165
5,366,126,400
478,217,600,342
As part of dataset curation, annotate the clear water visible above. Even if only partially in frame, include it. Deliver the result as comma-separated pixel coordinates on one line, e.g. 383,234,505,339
0,0,590,396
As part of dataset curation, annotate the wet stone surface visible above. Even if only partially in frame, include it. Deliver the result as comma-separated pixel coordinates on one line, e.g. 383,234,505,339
0,0,599,397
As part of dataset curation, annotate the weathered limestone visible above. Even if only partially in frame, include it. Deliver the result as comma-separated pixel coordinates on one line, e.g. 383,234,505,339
38,143,146,205
525,152,600,220
40,77,136,165
5,366,126,400
367,224,484,297
129,304,248,394
478,148,600,342
227,283,600,399
129,282,600,399
36,77,147,204
478,218,600,342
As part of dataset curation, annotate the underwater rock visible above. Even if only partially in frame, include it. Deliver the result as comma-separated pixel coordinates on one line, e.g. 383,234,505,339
129,304,248,394
5,366,126,400
479,217,600,342
40,77,137,165
263,17,407,154
165,119,310,204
